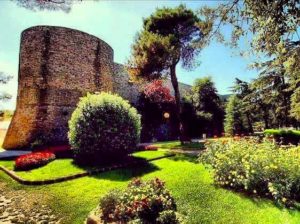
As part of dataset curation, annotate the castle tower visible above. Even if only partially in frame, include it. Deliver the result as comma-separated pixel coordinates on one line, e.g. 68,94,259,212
3,26,114,149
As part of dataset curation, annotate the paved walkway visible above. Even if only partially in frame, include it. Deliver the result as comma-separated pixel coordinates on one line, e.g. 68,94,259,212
0,121,31,159
0,182,61,224
0,150,31,160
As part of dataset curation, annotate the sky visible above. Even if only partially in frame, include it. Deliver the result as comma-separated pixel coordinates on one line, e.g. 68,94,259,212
0,0,258,110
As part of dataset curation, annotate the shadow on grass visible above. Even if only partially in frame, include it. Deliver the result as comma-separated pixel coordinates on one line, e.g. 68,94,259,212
92,162,160,181
166,153,198,164
72,156,161,182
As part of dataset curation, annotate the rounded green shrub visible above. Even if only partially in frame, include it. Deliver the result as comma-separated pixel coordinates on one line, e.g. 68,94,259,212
68,92,141,164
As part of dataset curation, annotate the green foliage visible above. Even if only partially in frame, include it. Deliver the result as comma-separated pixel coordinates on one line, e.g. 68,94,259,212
264,129,300,137
127,5,205,140
224,95,248,136
291,87,300,121
98,178,179,223
231,78,256,132
99,190,121,221
128,4,202,80
2,150,300,223
200,138,300,206
68,92,141,164
157,210,181,224
152,140,205,150
190,76,224,136
198,1,300,128
264,129,300,145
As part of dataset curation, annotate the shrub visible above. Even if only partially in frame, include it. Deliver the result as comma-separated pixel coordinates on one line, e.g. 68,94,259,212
264,129,300,145
157,210,181,224
68,92,141,165
15,152,56,170
98,178,180,223
199,138,300,206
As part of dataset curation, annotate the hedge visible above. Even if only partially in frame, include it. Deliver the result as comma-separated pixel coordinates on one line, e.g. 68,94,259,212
264,129,300,145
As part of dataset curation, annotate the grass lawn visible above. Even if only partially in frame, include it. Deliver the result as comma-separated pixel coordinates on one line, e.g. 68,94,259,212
1,149,300,223
151,138,231,150
152,140,205,150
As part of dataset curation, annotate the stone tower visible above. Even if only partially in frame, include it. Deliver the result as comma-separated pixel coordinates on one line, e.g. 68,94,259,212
3,26,114,149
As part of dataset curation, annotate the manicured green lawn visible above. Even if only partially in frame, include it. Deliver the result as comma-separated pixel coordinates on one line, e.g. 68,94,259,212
1,150,300,223
152,140,205,150
0,151,168,181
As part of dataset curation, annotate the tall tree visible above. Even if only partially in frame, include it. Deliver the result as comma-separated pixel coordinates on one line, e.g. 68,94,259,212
198,0,300,122
127,5,205,142
224,95,246,136
231,78,254,132
253,71,292,127
291,87,300,122
191,77,224,136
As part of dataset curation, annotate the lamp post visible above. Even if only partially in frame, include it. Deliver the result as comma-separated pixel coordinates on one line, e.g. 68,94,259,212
163,112,170,119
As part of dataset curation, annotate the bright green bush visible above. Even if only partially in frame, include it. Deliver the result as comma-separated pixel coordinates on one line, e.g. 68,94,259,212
68,92,141,164
264,129,300,145
264,129,300,137
98,178,180,223
199,138,300,206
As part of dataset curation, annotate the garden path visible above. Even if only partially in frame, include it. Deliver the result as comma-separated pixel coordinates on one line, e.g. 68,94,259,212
0,150,31,160
0,181,60,224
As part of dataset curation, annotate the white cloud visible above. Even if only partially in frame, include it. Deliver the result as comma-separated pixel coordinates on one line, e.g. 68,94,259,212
0,59,18,110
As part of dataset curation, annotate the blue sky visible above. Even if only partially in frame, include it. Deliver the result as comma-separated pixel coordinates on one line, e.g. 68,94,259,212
0,0,257,110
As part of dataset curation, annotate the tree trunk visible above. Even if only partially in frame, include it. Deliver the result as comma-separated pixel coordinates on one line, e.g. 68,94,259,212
263,109,269,129
259,101,269,129
246,112,253,133
170,64,185,143
281,75,290,127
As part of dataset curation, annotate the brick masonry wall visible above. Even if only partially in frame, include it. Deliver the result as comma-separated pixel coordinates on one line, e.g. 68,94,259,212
3,26,191,150
113,63,141,105
113,63,191,105
3,26,114,149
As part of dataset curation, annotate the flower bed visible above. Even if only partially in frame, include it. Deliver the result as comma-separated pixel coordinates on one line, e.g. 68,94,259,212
15,152,56,171
87,178,181,223
199,138,300,206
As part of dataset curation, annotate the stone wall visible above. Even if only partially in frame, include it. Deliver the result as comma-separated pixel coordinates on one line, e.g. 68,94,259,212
3,26,191,150
3,26,114,149
113,63,191,105
113,63,141,105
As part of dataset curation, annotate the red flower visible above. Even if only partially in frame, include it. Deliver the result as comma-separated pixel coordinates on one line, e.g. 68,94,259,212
145,145,158,151
143,80,175,104
15,152,56,170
